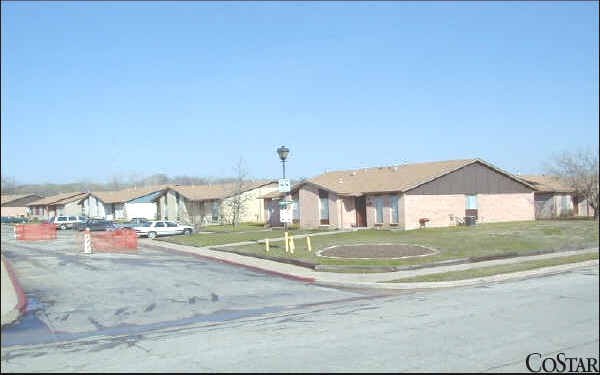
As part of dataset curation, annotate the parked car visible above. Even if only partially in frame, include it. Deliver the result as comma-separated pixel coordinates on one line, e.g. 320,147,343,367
49,215,87,230
1,216,29,223
120,217,150,229
134,221,194,239
76,219,117,232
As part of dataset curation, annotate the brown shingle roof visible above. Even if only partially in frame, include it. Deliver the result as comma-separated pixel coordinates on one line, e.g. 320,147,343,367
2,194,30,205
89,185,170,204
518,175,574,193
168,180,276,201
27,192,87,206
295,158,533,195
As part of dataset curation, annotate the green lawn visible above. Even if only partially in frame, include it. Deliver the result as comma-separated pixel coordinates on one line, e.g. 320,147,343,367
160,226,334,247
386,252,599,283
209,220,599,267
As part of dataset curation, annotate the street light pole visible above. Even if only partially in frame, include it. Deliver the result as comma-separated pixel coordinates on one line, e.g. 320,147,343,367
276,146,290,236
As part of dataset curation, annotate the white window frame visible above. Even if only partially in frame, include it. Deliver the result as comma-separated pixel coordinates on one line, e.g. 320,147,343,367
466,195,478,210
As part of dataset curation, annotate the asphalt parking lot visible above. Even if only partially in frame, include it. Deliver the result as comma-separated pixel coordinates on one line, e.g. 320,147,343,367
0,226,368,347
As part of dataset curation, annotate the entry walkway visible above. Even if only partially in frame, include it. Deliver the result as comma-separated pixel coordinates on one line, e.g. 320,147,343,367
141,239,598,290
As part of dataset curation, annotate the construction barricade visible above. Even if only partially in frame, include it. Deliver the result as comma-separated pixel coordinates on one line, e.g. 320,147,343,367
15,224,57,241
88,228,138,253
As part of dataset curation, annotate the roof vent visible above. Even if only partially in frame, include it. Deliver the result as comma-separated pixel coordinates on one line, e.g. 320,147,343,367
393,166,398,171
351,171,357,176
337,178,343,184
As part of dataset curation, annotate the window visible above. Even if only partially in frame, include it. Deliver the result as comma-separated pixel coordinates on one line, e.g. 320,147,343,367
166,222,177,227
212,201,220,221
319,190,329,225
292,200,300,223
155,222,165,227
466,195,478,209
69,216,76,221
57,217,67,222
375,197,384,224
391,196,399,224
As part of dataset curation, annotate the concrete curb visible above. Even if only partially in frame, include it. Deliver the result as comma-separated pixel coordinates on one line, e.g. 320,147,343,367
314,260,599,290
1,255,28,327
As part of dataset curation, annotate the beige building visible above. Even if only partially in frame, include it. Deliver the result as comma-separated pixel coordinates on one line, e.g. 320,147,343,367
155,181,278,226
1,194,43,217
264,158,537,230
26,192,88,219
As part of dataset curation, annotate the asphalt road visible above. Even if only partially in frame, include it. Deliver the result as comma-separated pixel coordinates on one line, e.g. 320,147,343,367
1,229,598,372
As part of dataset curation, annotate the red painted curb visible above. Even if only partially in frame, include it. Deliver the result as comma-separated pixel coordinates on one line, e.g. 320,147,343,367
2,256,28,315
151,246,316,283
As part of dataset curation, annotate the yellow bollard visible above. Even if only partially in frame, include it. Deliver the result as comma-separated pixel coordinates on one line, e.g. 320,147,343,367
289,235,295,254
306,236,312,252
284,232,289,253
265,238,270,252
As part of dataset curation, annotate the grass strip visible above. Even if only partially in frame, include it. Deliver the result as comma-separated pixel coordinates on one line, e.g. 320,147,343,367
386,252,599,283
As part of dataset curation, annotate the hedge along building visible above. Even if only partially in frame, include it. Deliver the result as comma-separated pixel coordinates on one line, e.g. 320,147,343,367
78,185,170,220
26,192,88,219
1,194,43,217
270,158,536,231
154,180,278,226
519,175,595,218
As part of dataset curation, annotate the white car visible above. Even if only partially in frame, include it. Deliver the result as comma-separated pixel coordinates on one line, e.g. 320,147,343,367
134,221,194,239
50,215,88,230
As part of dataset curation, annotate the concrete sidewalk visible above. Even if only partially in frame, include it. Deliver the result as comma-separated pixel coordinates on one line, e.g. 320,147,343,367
141,239,599,290
1,254,28,327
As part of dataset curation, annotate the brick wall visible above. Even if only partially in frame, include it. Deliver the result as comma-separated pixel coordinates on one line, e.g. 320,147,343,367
341,197,356,228
404,194,465,230
299,185,320,229
477,193,535,223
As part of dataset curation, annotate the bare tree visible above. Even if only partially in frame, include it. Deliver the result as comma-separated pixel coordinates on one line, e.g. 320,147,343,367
108,175,124,191
546,149,599,219
221,158,252,231
1,176,18,194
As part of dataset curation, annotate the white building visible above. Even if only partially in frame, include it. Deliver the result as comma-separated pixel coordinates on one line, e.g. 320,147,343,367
80,185,169,220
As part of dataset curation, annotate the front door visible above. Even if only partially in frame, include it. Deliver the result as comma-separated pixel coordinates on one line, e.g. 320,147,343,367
356,196,367,227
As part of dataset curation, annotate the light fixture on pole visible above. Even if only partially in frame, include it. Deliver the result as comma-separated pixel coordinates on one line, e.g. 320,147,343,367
277,145,289,178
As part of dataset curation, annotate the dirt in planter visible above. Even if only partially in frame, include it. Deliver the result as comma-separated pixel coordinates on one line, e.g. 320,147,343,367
321,244,435,259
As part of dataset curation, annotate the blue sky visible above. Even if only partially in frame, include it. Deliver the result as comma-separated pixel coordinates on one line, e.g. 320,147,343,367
1,2,598,185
